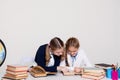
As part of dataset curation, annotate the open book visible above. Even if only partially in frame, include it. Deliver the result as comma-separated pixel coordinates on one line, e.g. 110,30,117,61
62,71,75,76
29,66,56,77
62,70,82,76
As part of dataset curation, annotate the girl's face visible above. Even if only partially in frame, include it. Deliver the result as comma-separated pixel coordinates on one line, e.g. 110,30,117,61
68,46,78,56
53,48,64,56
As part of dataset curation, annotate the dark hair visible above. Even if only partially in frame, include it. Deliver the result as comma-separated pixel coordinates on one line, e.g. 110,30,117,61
49,37,64,51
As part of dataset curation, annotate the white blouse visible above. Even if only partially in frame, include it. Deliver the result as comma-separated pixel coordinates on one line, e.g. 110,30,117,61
60,49,92,71
47,52,55,67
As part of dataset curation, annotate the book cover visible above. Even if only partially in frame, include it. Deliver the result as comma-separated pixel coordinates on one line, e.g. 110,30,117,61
95,63,112,69
82,72,105,77
83,67,105,73
81,74,105,80
30,71,47,77
6,70,28,75
62,71,75,76
6,69,28,74
4,73,28,80
1,77,26,80
7,64,28,71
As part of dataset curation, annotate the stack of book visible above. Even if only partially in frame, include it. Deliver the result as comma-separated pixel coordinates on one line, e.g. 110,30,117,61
81,67,105,80
3,64,28,80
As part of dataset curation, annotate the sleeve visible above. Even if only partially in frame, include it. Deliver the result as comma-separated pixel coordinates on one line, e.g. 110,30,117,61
60,60,66,66
60,59,74,71
35,45,57,72
82,50,92,67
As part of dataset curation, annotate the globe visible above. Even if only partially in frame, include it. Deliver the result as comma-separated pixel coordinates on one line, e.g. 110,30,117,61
0,39,6,66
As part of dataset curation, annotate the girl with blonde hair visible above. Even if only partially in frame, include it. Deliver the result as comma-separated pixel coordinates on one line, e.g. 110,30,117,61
35,37,65,72
60,37,92,73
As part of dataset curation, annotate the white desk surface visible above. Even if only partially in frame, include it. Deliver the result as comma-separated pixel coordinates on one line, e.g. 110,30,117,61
27,72,114,80
0,71,119,80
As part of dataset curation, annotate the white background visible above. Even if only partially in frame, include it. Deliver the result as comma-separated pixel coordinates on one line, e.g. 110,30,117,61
0,0,120,75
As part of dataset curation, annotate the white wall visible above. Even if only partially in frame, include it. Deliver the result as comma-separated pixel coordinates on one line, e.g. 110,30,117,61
0,0,120,76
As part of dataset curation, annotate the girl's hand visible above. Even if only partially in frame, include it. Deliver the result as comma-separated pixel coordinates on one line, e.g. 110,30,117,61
74,67,83,73
61,67,69,72
57,66,69,72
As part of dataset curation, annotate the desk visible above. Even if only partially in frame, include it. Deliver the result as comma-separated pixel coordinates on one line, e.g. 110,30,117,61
1,71,119,80
26,72,113,80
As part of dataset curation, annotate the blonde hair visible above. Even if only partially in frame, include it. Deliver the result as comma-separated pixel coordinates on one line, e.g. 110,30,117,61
66,37,80,52
65,37,80,66
45,37,65,66
49,37,64,51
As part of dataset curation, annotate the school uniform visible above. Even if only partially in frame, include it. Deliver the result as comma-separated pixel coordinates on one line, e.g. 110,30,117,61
35,44,61,72
60,48,92,71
